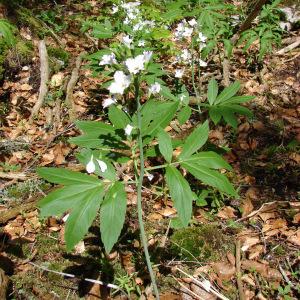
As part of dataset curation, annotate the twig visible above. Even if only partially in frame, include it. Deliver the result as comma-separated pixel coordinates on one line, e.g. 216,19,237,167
222,58,230,87
0,171,29,180
172,275,205,300
65,52,86,121
278,264,297,290
236,240,245,300
176,267,230,300
30,40,49,121
28,262,129,298
276,37,300,55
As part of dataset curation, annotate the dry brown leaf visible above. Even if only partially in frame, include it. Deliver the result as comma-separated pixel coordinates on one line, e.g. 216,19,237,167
241,260,282,280
286,229,300,246
212,262,236,280
289,152,300,164
241,274,256,286
241,198,254,217
262,218,287,233
159,207,177,217
217,206,236,219
248,245,264,260
241,236,260,252
293,213,300,224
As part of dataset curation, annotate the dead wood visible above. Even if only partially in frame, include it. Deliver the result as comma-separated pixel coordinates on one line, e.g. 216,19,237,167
65,52,86,121
236,240,246,300
0,268,9,300
0,171,28,180
30,40,49,121
277,37,300,55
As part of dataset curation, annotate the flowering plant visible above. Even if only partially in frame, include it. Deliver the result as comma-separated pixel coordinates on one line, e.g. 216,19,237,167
37,1,255,297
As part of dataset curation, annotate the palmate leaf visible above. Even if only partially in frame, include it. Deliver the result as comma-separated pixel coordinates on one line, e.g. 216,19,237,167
206,80,254,128
165,166,194,226
100,182,127,253
37,167,104,251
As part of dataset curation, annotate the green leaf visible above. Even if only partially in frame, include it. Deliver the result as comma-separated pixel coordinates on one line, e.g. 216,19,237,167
209,107,222,125
38,185,97,217
223,95,254,105
157,128,173,163
38,167,105,251
165,166,194,226
75,121,115,136
178,106,192,125
215,81,240,104
37,167,100,186
92,23,113,39
65,185,104,251
182,152,232,170
108,105,131,129
142,101,179,137
179,120,209,160
100,182,127,253
207,78,218,105
181,162,237,197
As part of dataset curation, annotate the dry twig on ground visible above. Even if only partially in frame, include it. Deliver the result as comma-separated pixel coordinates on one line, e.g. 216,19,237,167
65,52,86,121
30,40,49,121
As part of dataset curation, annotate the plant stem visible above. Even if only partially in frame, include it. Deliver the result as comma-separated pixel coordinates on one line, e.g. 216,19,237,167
134,77,160,299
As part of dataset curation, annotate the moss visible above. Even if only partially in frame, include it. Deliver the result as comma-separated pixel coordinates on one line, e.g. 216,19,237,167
48,46,69,71
170,224,234,262
0,40,8,80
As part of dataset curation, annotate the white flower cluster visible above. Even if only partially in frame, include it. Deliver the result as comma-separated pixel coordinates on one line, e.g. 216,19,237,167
174,19,197,40
112,1,155,34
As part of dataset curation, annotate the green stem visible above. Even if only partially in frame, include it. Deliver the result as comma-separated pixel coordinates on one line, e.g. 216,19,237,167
134,77,160,299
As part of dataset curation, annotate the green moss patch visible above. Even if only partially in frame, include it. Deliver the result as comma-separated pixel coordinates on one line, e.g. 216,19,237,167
170,224,234,262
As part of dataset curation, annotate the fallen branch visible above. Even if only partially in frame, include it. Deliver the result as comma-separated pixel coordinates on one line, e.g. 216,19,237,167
30,40,49,121
276,37,300,55
0,171,28,180
176,267,230,300
236,240,245,300
0,199,38,224
65,52,86,121
29,262,129,298
222,58,230,87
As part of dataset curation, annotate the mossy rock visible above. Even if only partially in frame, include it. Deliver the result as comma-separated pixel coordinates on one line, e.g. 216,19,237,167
170,224,234,262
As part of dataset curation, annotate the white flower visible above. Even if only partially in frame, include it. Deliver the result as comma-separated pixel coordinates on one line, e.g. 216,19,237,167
149,82,161,94
125,55,145,74
121,1,141,9
188,18,197,27
180,49,191,62
133,22,143,31
199,59,207,67
182,26,193,38
99,53,117,66
86,155,96,174
102,97,116,108
198,32,207,43
124,124,134,136
112,5,119,14
179,94,186,102
143,51,153,63
175,68,184,78
96,159,108,173
147,173,154,181
122,35,133,48
108,71,131,95
138,40,145,47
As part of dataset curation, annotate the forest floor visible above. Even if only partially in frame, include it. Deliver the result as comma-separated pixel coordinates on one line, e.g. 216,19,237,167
0,1,299,299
